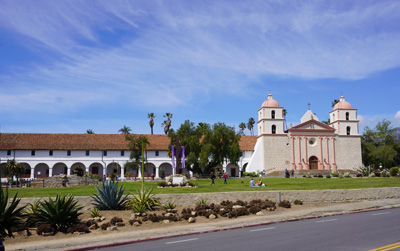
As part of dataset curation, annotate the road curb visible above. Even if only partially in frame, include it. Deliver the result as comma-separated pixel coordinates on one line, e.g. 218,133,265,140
65,205,400,251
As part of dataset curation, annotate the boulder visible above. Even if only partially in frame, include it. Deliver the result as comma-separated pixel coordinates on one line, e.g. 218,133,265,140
107,226,117,231
188,217,196,223
256,211,264,216
209,214,216,219
163,220,170,224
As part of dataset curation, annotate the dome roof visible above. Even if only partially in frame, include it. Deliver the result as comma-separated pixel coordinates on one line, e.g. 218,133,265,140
261,94,280,108
333,96,353,110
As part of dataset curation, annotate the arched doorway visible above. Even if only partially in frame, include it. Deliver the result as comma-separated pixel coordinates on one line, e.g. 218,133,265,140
309,156,318,170
71,163,86,177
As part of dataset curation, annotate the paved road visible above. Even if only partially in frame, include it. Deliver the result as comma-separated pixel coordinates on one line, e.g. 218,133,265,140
97,208,400,251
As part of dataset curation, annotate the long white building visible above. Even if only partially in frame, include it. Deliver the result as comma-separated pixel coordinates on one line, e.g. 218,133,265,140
0,133,256,180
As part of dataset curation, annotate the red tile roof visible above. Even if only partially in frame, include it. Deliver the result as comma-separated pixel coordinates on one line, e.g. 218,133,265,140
0,133,256,151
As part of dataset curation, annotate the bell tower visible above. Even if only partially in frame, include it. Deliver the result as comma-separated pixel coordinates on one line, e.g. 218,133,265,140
329,96,359,136
257,94,285,135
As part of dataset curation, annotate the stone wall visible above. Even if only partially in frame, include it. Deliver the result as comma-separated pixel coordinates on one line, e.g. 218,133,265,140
18,187,400,208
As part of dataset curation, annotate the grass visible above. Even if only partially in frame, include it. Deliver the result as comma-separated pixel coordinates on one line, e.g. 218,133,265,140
6,177,400,198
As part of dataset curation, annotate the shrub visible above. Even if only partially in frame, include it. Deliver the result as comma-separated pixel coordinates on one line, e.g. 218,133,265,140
36,224,55,235
358,164,374,177
381,170,389,177
374,172,381,177
294,199,303,205
0,187,26,238
369,173,375,178
100,222,111,230
313,174,318,178
326,174,331,178
390,167,399,177
243,172,258,177
67,223,89,233
34,195,83,232
318,174,323,178
220,200,233,207
356,173,363,177
249,206,260,214
163,202,176,210
90,208,101,218
344,172,350,178
128,188,160,212
278,200,291,208
339,173,343,178
92,181,129,210
25,199,41,227
196,199,208,205
264,200,276,209
306,173,311,178
331,170,339,177
158,181,168,187
85,220,98,228
110,217,123,225
235,207,249,216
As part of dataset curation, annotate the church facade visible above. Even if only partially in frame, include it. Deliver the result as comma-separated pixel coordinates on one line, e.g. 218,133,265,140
246,94,362,174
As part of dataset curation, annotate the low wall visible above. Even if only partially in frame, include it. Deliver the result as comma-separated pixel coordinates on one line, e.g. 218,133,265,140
19,187,400,208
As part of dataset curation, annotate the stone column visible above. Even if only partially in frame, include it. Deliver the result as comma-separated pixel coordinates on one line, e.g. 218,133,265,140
291,136,296,170
30,167,35,179
155,166,160,178
303,136,309,170
49,167,53,177
67,167,71,176
331,137,337,170
325,137,331,170
85,166,89,176
103,166,107,178
121,165,125,180
319,136,323,170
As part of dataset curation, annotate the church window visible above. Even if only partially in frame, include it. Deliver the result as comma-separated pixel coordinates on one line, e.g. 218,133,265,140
271,110,275,119
31,150,35,156
7,150,11,155
49,150,53,156
347,126,351,135
346,112,349,120
309,138,316,145
67,150,71,156
272,125,276,134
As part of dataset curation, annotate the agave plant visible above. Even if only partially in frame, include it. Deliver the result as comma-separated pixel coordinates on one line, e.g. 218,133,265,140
128,188,160,212
92,180,129,210
90,208,101,218
358,164,375,177
24,199,41,227
163,202,176,210
0,187,26,237
35,195,83,232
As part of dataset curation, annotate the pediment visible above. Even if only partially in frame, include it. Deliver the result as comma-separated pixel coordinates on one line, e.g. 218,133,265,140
289,119,335,132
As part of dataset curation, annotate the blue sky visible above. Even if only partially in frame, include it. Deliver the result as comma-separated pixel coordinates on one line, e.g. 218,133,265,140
0,0,399,135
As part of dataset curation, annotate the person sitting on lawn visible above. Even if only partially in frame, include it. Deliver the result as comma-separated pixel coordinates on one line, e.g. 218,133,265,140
256,179,266,187
249,178,255,187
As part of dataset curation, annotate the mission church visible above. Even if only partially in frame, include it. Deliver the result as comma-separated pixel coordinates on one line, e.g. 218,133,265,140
246,94,362,174
0,94,361,180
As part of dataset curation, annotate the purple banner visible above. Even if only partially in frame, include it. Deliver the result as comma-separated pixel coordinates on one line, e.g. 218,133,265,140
172,145,175,169
181,146,185,168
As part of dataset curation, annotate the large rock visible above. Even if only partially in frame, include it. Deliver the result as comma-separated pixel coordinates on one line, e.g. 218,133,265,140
209,214,216,219
188,217,196,223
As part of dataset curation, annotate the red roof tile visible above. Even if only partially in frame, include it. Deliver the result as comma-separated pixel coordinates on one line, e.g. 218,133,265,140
0,133,256,151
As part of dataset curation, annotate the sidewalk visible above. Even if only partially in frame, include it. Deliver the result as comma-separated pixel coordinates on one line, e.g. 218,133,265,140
6,198,400,251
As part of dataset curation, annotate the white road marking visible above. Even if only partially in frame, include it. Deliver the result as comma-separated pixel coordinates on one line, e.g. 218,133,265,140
166,238,199,244
371,212,390,216
249,227,276,232
316,219,338,223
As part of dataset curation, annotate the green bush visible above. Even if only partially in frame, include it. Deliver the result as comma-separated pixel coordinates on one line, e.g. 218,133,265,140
344,172,350,178
306,173,312,178
90,208,101,218
128,188,160,212
243,172,258,177
326,174,331,178
294,199,303,205
0,187,26,238
369,173,375,178
278,200,291,208
163,202,176,210
196,199,208,205
390,167,399,177
359,164,374,177
331,170,339,177
25,200,41,227
92,181,129,210
35,195,83,232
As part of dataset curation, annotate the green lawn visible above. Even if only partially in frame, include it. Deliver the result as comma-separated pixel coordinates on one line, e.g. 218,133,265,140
6,177,400,198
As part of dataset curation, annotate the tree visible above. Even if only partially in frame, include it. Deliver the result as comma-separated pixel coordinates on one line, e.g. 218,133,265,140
167,120,203,174
147,113,157,135
118,125,131,135
247,117,255,136
362,120,400,169
200,122,241,174
161,113,173,135
86,129,94,134
3,159,25,187
124,134,150,178
331,99,339,107
239,122,246,135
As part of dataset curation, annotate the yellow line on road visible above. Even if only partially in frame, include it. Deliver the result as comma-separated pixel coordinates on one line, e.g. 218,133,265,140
370,242,400,251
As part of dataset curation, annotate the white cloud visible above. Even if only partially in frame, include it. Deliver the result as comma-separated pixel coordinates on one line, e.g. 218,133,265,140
394,111,400,126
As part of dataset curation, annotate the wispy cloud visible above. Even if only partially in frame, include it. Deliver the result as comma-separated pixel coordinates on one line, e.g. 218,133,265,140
0,1,400,132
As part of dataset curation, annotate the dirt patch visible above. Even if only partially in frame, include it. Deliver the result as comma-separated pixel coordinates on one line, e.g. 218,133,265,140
3,202,345,248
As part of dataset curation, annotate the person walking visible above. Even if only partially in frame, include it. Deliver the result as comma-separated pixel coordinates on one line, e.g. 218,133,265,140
223,171,228,184
291,169,294,178
210,172,216,185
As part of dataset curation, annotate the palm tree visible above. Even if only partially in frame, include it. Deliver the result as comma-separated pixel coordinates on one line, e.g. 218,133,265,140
161,113,173,135
239,122,246,135
86,129,94,134
247,117,255,136
147,113,157,135
283,109,288,131
118,125,132,135
4,159,24,187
